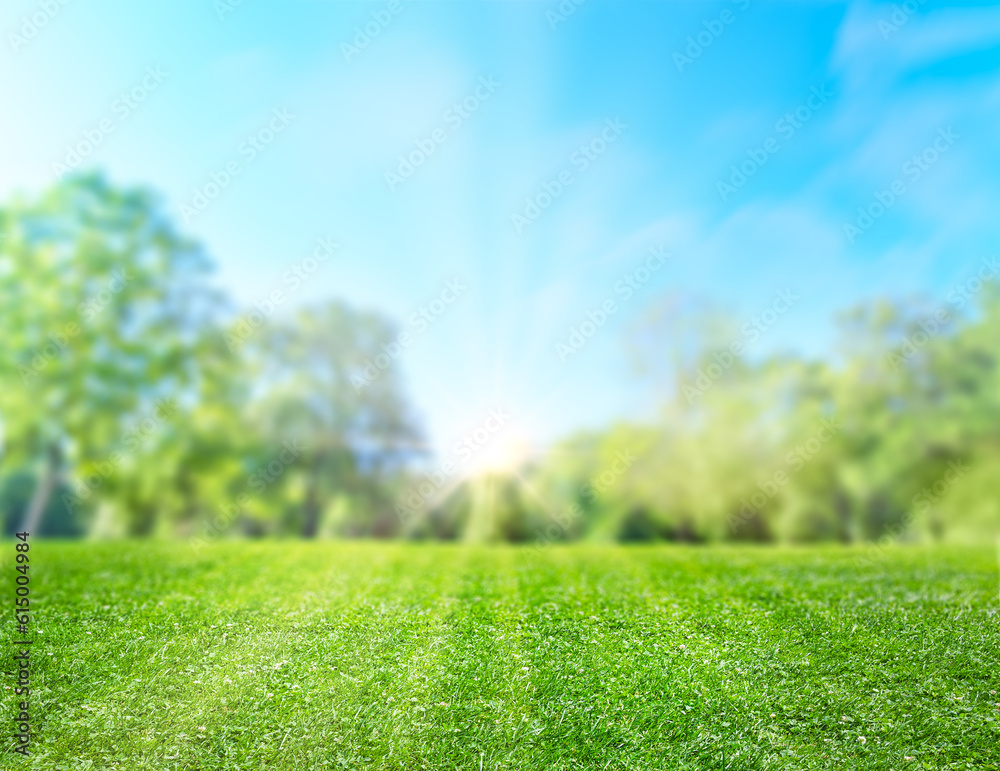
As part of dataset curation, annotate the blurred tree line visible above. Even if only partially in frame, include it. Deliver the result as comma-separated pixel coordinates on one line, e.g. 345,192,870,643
502,272,1000,545
0,175,420,540
1,175,998,544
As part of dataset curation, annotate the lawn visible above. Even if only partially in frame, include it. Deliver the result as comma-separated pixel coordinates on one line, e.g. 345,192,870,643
3,542,999,770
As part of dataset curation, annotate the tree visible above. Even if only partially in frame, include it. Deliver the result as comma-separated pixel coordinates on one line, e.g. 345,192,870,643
0,174,215,534
239,302,423,537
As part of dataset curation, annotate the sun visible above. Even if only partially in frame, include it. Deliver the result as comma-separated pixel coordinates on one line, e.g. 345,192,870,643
466,427,534,476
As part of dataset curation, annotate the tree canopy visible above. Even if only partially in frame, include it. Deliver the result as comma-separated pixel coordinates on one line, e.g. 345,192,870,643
2,175,997,545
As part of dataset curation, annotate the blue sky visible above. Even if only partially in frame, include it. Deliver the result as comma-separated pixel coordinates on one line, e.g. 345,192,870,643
3,0,1000,461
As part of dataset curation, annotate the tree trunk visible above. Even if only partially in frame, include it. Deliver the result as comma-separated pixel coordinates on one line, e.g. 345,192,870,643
301,454,324,538
302,483,319,538
20,443,61,535
835,489,852,544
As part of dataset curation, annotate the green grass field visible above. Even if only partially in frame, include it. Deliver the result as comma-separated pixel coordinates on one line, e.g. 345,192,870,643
3,542,999,770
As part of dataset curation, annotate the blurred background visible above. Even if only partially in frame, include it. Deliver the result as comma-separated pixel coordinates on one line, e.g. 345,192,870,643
2,0,1000,545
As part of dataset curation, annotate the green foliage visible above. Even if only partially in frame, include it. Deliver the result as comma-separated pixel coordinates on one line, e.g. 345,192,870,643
0,174,421,539
525,285,1000,544
2,174,999,544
